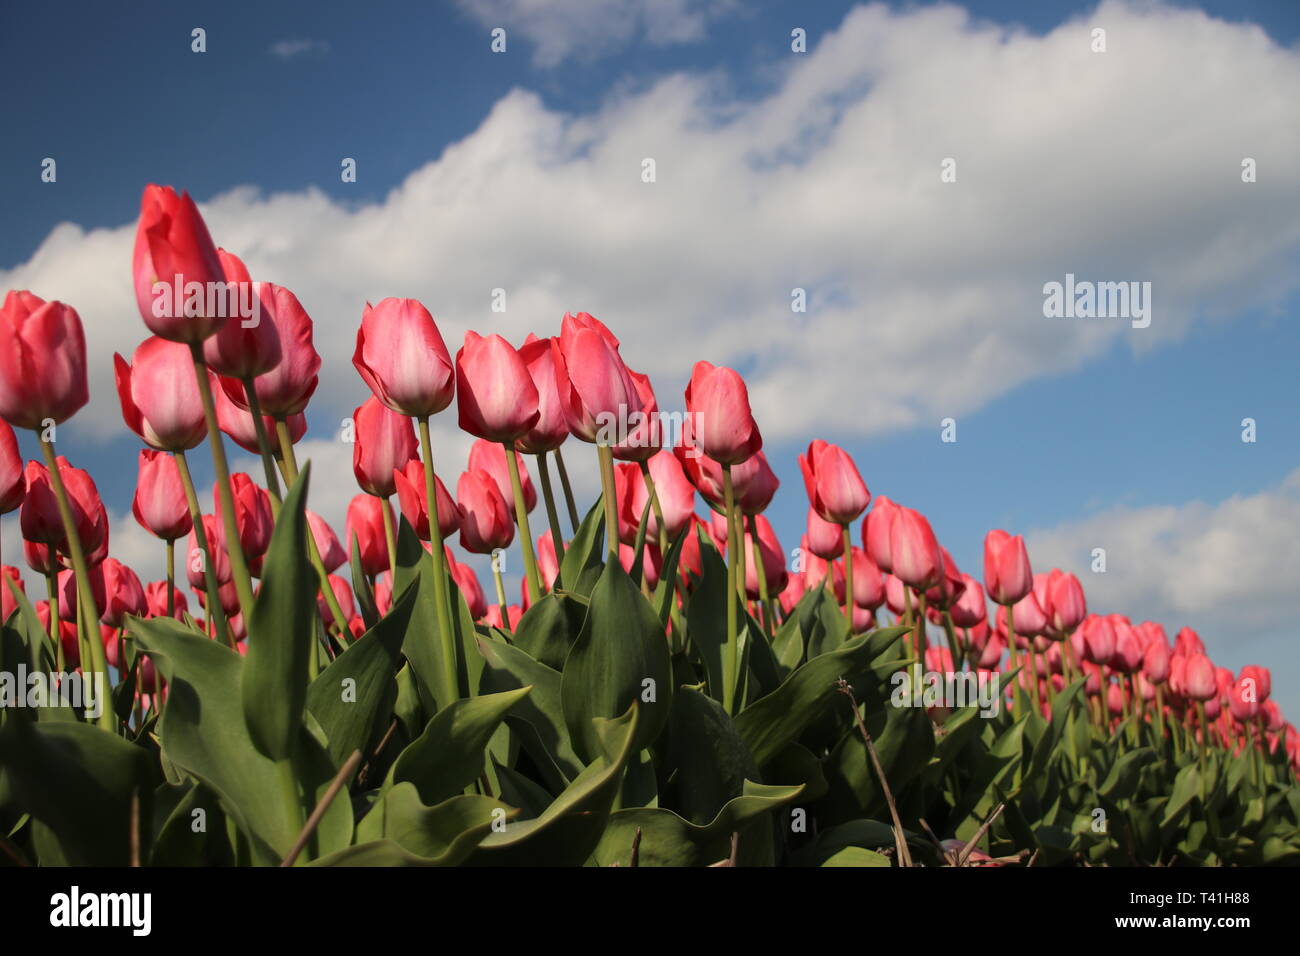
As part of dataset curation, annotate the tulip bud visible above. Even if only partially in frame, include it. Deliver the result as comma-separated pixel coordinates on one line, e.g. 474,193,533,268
354,298,455,418
0,292,90,429
799,440,870,525
983,529,1032,606
682,360,763,466
352,396,419,498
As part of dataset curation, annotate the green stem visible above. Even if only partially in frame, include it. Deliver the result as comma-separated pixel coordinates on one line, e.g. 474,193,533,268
748,515,771,637
535,452,567,571
596,444,619,561
722,465,739,715
165,539,175,618
274,419,353,638
841,526,854,632
188,345,256,623
174,450,233,647
504,442,541,605
241,376,282,511
553,447,580,531
45,572,63,671
639,460,669,560
36,437,112,730
416,416,460,707
492,564,510,632
379,495,398,583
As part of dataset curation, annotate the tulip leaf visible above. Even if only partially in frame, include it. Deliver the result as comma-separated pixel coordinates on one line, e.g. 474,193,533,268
464,704,639,866
348,532,380,631
476,635,583,785
353,783,517,864
306,575,418,767
386,687,533,805
734,625,910,767
0,718,158,866
557,499,605,598
590,781,805,866
511,591,585,672
242,463,315,761
561,559,672,762
822,847,892,867
662,686,761,825
130,616,352,864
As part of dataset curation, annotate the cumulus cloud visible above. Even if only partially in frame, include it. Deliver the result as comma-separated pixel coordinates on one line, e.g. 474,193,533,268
1025,467,1300,645
453,0,732,67
4,0,1299,453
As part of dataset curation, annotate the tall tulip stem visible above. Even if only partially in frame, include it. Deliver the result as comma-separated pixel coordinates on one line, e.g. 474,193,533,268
240,376,283,511
165,539,175,618
639,460,670,559
416,416,461,706
492,564,510,631
749,515,772,636
722,465,739,715
553,447,580,531
504,441,541,606
36,436,112,730
173,450,233,647
534,453,566,568
841,526,854,632
188,346,256,624
596,444,619,561
379,495,398,582
273,419,354,638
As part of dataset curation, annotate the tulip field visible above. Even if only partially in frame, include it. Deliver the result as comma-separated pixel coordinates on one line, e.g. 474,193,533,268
1,184,1298,869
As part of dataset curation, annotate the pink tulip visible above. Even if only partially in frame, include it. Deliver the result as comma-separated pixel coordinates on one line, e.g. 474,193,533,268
1142,640,1171,684
799,440,870,525
515,335,571,455
468,439,536,514
888,506,943,591
849,547,884,609
0,421,25,514
456,470,514,554
983,529,1032,606
219,284,319,417
352,396,418,498
114,336,208,451
625,450,696,543
307,511,347,572
98,558,147,627
447,551,488,619
201,253,282,378
0,292,90,429
393,460,460,542
950,574,987,628
552,321,640,444
861,496,897,573
456,331,541,442
805,506,844,560
145,581,188,620
683,361,762,466
1183,653,1217,701
354,298,455,418
737,450,779,516
132,185,227,342
215,474,274,562
132,449,192,541
345,494,393,578
212,377,305,454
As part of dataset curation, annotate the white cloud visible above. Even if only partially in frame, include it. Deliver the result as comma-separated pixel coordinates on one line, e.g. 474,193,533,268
3,0,1299,453
1025,468,1300,644
269,38,330,60
453,0,732,67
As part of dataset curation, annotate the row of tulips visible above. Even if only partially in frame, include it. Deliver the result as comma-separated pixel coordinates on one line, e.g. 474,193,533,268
0,184,1295,867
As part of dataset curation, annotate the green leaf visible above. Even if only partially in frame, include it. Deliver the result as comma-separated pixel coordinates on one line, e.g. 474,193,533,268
354,783,517,865
392,516,458,710
349,531,380,631
242,463,316,761
734,625,910,767
130,616,352,864
387,687,533,805
822,846,891,867
511,591,585,672
590,781,805,866
0,719,158,866
557,499,606,599
464,703,640,866
476,636,583,787
561,559,673,762
662,686,761,826
306,575,418,767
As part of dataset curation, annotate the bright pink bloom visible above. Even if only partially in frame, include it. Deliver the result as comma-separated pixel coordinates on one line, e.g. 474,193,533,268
983,529,1032,606
392,460,460,542
0,292,89,429
683,361,762,466
352,396,418,498
220,284,319,417
456,331,540,442
799,440,870,525
132,449,192,541
132,185,227,342
0,421,25,514
201,252,282,378
888,506,944,591
354,298,455,418
457,470,514,554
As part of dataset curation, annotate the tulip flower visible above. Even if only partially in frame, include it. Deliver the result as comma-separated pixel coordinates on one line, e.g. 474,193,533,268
683,361,763,467
551,323,640,445
346,493,394,578
318,574,356,626
742,515,787,601
468,440,536,514
1184,653,1218,701
627,450,696,545
862,495,897,574
201,252,282,378
805,506,844,560
1,565,24,620
218,284,320,418
214,474,274,563
212,378,306,455
889,507,944,591
447,552,488,620
393,460,460,542
0,292,90,430
456,332,540,443
983,530,1032,606
307,511,347,573
516,335,570,455
456,470,514,554
97,557,147,627
1044,569,1086,636
800,440,870,525
1142,640,1171,684
145,580,188,620
186,515,231,589
353,298,455,418
352,396,419,498
0,421,25,515
610,367,662,463
132,450,192,541
950,575,987,629
132,184,228,343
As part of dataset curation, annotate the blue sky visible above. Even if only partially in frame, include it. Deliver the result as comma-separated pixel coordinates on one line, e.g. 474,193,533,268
2,1,1299,714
